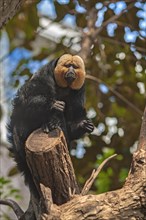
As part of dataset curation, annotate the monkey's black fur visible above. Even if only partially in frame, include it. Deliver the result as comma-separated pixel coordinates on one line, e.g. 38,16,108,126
8,57,94,196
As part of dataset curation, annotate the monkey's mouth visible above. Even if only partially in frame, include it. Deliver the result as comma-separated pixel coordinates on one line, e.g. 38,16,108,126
64,71,76,85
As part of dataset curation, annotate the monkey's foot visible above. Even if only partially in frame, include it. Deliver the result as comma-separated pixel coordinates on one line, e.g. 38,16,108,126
42,121,61,134
42,124,50,133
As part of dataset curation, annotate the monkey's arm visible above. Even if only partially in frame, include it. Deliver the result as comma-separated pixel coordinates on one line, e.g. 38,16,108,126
12,76,65,138
24,95,65,115
18,76,65,116
66,87,94,141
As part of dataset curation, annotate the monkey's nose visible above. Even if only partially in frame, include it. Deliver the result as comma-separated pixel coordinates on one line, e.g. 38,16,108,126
64,70,76,84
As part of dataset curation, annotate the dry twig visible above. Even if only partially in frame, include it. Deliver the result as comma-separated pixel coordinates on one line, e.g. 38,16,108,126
81,154,117,196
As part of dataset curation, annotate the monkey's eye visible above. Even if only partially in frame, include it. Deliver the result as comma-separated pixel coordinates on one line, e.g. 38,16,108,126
72,64,78,69
64,64,71,68
64,64,78,69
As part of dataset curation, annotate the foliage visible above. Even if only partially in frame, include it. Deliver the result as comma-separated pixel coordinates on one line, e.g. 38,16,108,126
1,0,146,196
0,177,21,200
0,177,22,219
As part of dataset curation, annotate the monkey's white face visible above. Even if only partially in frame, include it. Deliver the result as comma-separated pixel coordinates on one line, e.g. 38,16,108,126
54,54,86,90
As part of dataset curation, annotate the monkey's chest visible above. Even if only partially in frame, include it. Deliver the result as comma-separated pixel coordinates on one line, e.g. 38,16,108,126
56,87,76,120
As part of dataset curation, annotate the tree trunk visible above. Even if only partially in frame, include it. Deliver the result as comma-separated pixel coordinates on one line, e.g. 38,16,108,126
0,0,24,29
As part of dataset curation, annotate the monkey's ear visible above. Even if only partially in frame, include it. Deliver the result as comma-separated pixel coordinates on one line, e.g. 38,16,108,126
54,58,60,66
51,58,60,68
46,58,60,77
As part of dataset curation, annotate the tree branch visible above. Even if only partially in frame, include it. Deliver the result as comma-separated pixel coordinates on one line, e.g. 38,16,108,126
94,2,135,37
81,154,117,196
86,74,143,117
79,7,97,61
100,36,146,54
0,0,25,29
137,107,146,151
126,107,146,179
0,199,24,219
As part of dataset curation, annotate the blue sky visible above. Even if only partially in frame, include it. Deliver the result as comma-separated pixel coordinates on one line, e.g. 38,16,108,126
37,0,146,38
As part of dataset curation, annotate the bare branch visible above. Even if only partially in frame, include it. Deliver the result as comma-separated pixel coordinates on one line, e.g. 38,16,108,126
79,7,97,61
86,74,143,117
102,0,137,6
100,36,146,54
81,154,117,196
94,2,135,37
0,199,24,220
114,21,145,39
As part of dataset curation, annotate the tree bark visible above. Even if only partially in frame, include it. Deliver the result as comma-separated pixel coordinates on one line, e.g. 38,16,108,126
0,0,25,29
23,108,146,219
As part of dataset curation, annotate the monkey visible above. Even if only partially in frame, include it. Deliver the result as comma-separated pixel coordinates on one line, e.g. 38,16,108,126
8,54,94,197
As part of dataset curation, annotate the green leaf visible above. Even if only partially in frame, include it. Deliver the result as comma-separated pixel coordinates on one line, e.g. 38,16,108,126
8,167,18,177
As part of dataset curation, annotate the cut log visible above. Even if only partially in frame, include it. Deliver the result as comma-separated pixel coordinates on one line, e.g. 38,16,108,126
25,128,80,206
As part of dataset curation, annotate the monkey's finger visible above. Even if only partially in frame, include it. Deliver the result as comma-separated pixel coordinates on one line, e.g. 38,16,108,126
86,122,94,127
87,124,94,129
55,101,65,107
54,105,64,111
52,101,65,111
42,124,50,133
80,120,90,127
85,123,94,131
55,100,65,105
85,119,93,124
85,123,94,129
83,120,93,126
86,126,94,132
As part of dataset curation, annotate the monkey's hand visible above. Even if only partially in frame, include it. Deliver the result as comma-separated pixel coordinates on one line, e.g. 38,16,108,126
52,100,65,112
79,119,94,133
42,117,62,133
